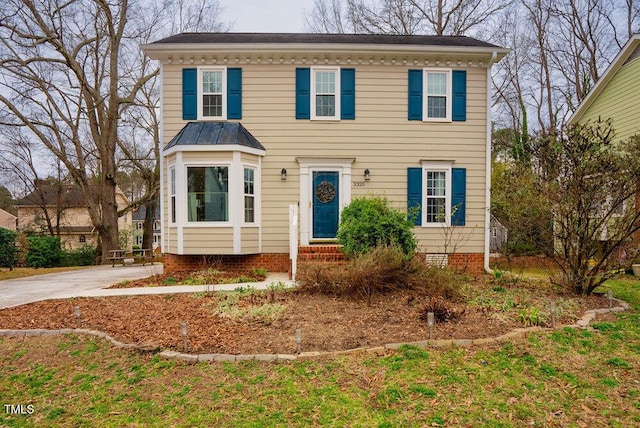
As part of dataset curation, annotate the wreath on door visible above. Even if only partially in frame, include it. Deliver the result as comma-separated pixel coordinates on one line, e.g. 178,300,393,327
315,180,336,203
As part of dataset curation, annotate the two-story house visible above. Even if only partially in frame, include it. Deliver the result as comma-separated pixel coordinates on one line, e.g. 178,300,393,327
142,33,507,274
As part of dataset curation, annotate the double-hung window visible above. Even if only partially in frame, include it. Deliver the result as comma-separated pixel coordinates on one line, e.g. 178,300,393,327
182,67,242,120
244,167,255,223
200,68,225,119
407,163,466,227
424,69,451,121
296,67,354,120
425,169,449,224
408,69,466,122
187,166,229,222
312,68,340,119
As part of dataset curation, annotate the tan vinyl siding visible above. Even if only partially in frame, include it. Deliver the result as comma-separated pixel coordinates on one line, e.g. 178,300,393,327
161,62,489,254
580,57,640,141
182,227,234,254
241,227,260,253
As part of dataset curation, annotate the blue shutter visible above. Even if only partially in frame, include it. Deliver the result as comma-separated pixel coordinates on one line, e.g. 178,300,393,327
340,68,355,120
407,167,422,226
296,68,310,119
452,70,467,121
182,68,197,120
408,69,423,121
451,168,466,226
227,68,242,119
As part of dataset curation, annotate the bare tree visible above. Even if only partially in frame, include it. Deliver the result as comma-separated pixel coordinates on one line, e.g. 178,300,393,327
0,0,227,261
306,0,511,35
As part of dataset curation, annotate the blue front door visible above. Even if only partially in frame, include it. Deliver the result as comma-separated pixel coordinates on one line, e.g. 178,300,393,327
312,171,340,239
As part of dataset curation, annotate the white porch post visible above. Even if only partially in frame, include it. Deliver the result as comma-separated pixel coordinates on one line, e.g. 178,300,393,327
289,204,299,281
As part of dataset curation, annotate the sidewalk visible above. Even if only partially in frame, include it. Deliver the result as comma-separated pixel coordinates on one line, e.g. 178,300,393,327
53,272,294,299
0,264,294,309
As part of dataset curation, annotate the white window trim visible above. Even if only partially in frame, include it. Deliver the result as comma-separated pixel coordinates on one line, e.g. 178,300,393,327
297,157,354,245
242,164,259,226
184,163,233,227
423,68,452,122
421,161,452,227
169,165,177,225
311,67,341,121
198,66,227,120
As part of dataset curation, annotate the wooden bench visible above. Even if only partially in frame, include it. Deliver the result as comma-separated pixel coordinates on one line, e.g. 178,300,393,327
109,249,154,267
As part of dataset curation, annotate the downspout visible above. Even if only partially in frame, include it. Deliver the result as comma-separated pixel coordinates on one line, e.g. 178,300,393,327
485,51,498,274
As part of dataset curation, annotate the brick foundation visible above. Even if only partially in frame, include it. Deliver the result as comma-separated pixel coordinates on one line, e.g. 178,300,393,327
162,250,486,275
445,253,485,274
163,253,290,274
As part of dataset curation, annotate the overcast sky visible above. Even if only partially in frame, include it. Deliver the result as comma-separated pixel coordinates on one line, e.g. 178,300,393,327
220,0,315,33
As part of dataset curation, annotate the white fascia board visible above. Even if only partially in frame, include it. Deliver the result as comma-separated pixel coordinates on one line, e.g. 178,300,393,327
142,43,509,61
163,144,266,158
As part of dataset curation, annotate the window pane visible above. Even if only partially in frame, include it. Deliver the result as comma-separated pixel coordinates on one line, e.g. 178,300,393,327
427,73,447,95
426,171,446,196
202,71,222,93
426,198,446,223
316,71,335,93
427,96,446,118
203,94,222,117
187,166,228,222
316,95,335,117
244,196,254,223
171,196,176,223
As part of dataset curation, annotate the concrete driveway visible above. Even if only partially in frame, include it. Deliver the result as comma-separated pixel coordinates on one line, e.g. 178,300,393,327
0,263,163,309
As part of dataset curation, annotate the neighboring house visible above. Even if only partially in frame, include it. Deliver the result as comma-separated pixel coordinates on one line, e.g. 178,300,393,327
132,204,161,250
0,208,17,232
142,33,508,274
568,33,640,141
14,181,131,250
490,215,508,253
568,33,640,238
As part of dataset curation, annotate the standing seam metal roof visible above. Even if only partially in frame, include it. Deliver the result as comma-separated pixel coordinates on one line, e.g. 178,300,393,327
164,122,266,151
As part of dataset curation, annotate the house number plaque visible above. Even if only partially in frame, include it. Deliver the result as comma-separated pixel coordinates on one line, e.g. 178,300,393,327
315,181,336,203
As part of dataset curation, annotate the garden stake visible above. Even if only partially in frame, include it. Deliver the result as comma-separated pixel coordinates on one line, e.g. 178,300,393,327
607,289,613,309
295,328,302,354
181,322,188,352
427,312,434,340
74,306,82,328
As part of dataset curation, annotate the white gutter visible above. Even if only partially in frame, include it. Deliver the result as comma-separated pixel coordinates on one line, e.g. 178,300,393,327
485,51,498,274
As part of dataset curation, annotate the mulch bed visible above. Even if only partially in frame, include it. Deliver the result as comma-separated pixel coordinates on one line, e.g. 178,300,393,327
0,282,610,355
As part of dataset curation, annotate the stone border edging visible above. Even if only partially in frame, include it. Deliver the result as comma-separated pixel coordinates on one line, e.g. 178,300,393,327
0,299,630,363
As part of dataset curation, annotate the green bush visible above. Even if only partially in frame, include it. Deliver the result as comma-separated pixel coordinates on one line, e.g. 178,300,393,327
26,235,63,268
62,245,97,266
0,227,17,268
337,196,417,258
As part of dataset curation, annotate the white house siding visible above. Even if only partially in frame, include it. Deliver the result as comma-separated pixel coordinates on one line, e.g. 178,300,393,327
161,62,489,255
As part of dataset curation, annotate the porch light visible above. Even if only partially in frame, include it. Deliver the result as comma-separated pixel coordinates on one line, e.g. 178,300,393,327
364,169,371,180
281,168,287,180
